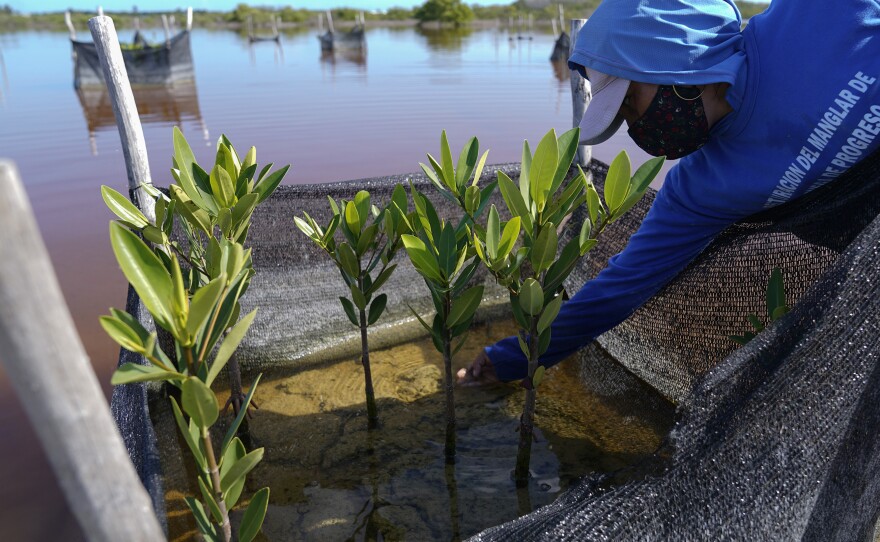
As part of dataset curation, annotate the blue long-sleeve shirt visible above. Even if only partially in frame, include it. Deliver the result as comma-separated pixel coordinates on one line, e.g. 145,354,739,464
487,0,880,381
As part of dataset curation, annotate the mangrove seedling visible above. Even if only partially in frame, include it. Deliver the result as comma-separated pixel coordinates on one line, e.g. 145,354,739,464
471,128,663,486
101,221,269,541
401,132,496,462
295,186,411,429
102,126,289,416
730,267,790,345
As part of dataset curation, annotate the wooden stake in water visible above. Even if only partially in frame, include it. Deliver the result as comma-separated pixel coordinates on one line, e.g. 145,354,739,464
161,14,171,44
64,11,76,40
186,6,193,31
570,18,591,168
0,160,165,542
87,15,157,224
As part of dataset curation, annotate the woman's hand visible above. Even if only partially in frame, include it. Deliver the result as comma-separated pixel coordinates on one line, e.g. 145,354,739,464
456,350,500,386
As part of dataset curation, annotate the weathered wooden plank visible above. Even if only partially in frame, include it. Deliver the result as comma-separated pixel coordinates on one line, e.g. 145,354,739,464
0,160,165,541
87,15,157,223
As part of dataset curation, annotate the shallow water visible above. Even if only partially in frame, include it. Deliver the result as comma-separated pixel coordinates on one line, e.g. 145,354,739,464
155,320,674,541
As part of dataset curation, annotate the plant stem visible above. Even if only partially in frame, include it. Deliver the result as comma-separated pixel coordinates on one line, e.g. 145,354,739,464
201,428,232,542
443,292,456,463
358,277,379,429
514,317,539,487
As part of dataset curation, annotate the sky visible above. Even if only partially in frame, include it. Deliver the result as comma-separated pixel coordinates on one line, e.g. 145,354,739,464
11,0,509,12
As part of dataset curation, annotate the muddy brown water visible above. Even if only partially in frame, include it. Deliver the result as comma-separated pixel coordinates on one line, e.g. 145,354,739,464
155,320,674,541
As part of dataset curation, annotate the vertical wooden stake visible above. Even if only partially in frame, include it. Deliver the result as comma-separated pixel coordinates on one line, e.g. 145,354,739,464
0,161,165,542
87,16,157,224
161,14,171,44
570,19,591,168
186,6,193,31
64,11,76,40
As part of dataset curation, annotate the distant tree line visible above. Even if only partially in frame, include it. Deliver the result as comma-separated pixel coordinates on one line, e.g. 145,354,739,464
0,1,769,32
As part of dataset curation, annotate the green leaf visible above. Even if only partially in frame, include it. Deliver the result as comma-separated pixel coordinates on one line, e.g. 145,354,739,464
239,487,270,542
172,126,210,211
509,292,530,329
231,193,259,231
407,304,434,335
771,305,789,321
336,243,360,278
101,185,150,229
585,179,601,226
438,223,457,280
294,216,318,240
455,136,479,191
184,497,219,541
221,374,262,454
182,377,219,429
210,165,236,209
604,151,632,214
198,476,224,524
353,191,371,226
109,222,176,332
464,185,480,216
391,184,408,215
486,205,500,260
367,264,397,296
368,294,388,326
356,224,378,257
344,200,361,235
253,165,289,203
748,313,765,333
529,129,559,212
206,309,257,387
350,284,367,310
550,127,579,196
497,171,533,232
730,332,756,346
544,237,580,294
472,149,490,187
519,279,544,316
220,437,247,507
339,297,360,326
530,225,558,273
537,293,563,333
100,315,145,353
520,140,532,205
538,327,552,356
111,363,184,385
141,224,167,245
447,285,483,328
170,397,208,472
532,365,546,387
613,155,664,220
186,277,226,339
766,268,786,318
497,217,521,261
220,448,265,495
440,131,456,191
402,234,443,282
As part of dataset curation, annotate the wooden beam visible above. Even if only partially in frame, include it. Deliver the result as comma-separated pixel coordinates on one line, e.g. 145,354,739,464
87,16,157,224
570,18,591,168
0,160,165,541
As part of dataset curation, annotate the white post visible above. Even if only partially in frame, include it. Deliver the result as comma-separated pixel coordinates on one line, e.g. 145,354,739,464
271,15,279,38
551,18,557,37
0,161,165,542
88,16,157,223
318,12,324,33
570,19,591,168
97,6,104,16
132,6,140,31
64,11,76,40
161,14,170,44
186,6,193,31
326,10,335,34
558,5,565,33
247,15,253,40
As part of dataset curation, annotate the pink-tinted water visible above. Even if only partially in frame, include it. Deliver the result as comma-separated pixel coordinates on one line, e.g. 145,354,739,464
0,26,674,540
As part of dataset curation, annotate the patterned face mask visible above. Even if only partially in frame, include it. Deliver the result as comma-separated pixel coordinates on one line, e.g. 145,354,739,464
626,85,710,159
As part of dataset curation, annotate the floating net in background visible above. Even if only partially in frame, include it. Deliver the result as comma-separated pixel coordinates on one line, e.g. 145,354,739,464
112,148,880,540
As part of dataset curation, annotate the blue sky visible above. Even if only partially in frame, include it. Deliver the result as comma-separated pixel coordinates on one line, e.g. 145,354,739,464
13,0,509,12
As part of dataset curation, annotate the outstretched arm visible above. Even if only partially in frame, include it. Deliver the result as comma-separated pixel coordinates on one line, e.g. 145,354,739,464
476,176,745,383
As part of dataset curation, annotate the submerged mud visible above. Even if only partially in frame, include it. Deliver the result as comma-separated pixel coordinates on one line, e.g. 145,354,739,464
154,320,674,541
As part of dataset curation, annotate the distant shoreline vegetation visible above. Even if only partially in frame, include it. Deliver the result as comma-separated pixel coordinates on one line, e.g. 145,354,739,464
0,2,770,32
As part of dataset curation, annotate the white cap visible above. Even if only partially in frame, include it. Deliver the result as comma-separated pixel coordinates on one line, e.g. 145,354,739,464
578,68,631,145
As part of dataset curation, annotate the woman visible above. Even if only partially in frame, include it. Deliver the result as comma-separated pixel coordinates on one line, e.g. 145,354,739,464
459,0,880,385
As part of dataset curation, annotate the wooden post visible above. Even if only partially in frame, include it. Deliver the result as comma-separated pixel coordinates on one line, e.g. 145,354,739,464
132,6,140,31
318,12,323,33
326,10,335,34
558,5,565,34
64,11,76,40
88,16,157,224
97,6,104,16
570,19,591,168
186,6,193,31
551,18,557,37
271,15,279,39
247,15,253,41
161,14,171,44
0,160,165,542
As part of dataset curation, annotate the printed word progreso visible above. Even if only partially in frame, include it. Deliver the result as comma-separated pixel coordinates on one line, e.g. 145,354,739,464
764,71,878,208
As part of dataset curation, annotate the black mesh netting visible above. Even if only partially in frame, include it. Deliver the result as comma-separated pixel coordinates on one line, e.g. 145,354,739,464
113,148,880,540
72,30,194,89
